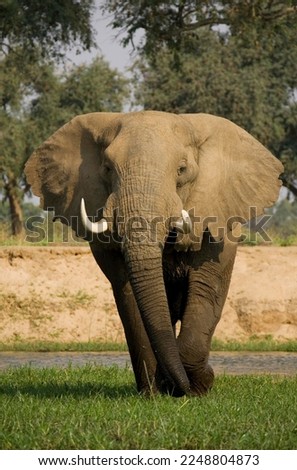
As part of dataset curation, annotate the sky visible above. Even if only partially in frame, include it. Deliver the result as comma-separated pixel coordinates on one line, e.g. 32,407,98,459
68,4,140,74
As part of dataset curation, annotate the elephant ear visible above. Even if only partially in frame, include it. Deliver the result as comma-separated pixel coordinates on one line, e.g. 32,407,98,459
25,112,122,237
182,113,284,241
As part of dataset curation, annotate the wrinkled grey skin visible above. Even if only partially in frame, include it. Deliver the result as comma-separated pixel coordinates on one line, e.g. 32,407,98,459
25,111,283,396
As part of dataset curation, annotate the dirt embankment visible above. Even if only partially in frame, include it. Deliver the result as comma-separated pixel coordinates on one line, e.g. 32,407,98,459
0,246,296,343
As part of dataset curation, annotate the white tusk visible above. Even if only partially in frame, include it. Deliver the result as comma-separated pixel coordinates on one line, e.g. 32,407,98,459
181,209,192,234
80,198,108,234
173,210,192,234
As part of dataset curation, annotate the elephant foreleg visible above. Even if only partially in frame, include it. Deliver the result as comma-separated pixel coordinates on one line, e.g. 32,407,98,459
112,278,158,395
90,244,157,395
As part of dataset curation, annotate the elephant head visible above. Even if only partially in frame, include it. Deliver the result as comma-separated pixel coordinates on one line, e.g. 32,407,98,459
25,111,283,395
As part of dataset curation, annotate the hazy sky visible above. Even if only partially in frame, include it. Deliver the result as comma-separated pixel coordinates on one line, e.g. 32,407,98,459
68,4,140,74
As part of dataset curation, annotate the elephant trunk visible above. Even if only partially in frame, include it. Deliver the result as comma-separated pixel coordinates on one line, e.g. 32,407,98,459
80,160,191,394
124,243,190,395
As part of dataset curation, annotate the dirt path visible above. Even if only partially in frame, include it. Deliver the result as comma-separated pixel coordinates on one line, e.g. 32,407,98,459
0,245,297,343
1,351,296,375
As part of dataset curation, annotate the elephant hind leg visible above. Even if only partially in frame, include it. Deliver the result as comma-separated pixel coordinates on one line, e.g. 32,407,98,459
177,317,215,396
177,259,234,396
182,357,215,396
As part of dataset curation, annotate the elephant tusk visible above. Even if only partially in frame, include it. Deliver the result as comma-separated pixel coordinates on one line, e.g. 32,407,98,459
173,210,192,234
80,198,108,234
181,209,192,234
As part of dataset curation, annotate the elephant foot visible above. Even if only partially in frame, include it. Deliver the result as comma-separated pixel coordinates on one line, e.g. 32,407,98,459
154,363,214,397
188,364,214,396
135,371,160,396
137,381,159,397
158,380,186,397
155,366,186,397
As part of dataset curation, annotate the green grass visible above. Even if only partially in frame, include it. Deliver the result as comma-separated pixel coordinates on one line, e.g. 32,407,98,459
0,341,128,352
211,337,297,352
1,337,297,352
0,220,86,246
239,226,297,246
0,365,296,449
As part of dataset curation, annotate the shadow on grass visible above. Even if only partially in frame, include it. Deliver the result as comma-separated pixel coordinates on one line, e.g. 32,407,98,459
0,365,140,399
0,381,138,399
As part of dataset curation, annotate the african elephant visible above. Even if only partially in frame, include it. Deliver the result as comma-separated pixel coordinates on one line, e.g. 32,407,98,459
25,111,283,396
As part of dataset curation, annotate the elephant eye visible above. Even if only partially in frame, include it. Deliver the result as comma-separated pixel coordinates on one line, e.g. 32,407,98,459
177,164,187,177
103,162,112,174
176,164,188,188
177,159,198,189
100,161,113,182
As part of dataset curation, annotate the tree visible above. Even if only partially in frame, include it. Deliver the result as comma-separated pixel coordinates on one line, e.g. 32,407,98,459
59,58,129,114
0,114,28,235
267,198,297,238
102,1,297,197
0,57,129,237
133,27,297,148
0,0,97,237
102,1,297,56
0,0,95,59
28,56,129,139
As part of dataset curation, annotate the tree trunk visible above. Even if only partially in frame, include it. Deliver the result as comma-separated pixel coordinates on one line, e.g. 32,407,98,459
5,180,24,237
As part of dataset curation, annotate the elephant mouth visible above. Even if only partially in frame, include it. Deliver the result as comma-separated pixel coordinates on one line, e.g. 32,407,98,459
80,198,192,237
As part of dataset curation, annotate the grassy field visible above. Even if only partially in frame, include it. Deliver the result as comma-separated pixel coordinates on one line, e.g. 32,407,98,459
0,365,297,449
1,337,297,352
1,234,296,450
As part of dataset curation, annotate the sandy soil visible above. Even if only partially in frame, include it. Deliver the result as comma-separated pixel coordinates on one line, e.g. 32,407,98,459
0,245,296,343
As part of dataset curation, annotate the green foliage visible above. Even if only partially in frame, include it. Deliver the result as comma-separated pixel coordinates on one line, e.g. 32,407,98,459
1,366,297,449
102,1,297,56
0,202,43,222
27,56,129,144
266,199,297,238
133,28,296,147
59,58,129,114
0,0,96,236
0,0,95,60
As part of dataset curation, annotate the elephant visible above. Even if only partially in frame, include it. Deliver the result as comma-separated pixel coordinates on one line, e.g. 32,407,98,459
25,111,283,397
